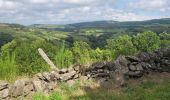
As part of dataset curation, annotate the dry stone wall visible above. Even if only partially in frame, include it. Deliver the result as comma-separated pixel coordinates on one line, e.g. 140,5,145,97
0,48,169,99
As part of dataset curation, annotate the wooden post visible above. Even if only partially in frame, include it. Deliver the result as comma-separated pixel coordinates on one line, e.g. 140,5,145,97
38,48,59,71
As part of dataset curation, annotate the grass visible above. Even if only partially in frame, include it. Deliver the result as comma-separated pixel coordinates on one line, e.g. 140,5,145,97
33,77,170,100
0,53,18,82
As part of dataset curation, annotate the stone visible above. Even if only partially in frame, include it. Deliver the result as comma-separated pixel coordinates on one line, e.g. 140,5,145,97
59,68,68,74
32,79,45,92
92,73,109,78
73,64,80,71
42,72,51,82
141,62,152,69
126,71,142,77
23,82,34,96
129,65,137,71
36,73,45,80
126,56,140,62
50,71,60,81
0,88,9,99
60,70,76,81
10,80,25,97
114,55,129,70
91,62,106,69
0,81,8,90
68,67,74,72
114,70,125,87
136,64,143,71
73,74,79,79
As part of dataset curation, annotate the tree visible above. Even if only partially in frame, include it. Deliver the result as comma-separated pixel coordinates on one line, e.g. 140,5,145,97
132,31,160,52
106,35,137,58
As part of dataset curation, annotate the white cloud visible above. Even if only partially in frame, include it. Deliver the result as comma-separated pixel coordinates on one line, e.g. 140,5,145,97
129,0,170,12
0,0,169,24
29,0,49,4
0,0,19,10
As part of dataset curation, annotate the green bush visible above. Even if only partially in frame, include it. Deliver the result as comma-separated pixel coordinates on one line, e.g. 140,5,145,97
132,31,161,52
106,35,137,57
159,32,170,48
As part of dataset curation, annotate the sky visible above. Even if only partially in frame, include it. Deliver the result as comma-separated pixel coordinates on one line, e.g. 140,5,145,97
0,0,170,25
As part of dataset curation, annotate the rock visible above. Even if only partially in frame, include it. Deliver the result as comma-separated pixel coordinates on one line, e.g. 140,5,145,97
129,65,137,71
23,81,34,96
32,79,45,92
60,70,76,81
141,62,152,69
126,71,142,77
114,70,125,87
136,64,143,71
42,72,51,82
10,80,25,97
50,71,60,81
97,78,108,83
114,55,129,69
0,88,9,99
92,73,109,78
105,61,115,71
138,52,151,62
0,81,8,90
47,82,57,91
35,73,45,80
68,67,74,72
73,64,80,71
91,62,106,69
73,74,79,79
59,68,68,74
126,56,140,62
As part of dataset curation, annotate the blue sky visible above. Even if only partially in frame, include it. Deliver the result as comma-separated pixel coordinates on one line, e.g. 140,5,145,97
0,0,169,25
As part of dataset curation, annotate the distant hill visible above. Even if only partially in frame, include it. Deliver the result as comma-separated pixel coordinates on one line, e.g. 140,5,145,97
66,18,170,28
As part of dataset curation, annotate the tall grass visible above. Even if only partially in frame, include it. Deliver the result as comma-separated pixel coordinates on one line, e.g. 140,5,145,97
0,52,18,82
55,41,73,69
55,41,66,69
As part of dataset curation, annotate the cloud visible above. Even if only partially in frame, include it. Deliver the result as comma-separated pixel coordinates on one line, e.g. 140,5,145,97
0,0,169,25
129,0,170,12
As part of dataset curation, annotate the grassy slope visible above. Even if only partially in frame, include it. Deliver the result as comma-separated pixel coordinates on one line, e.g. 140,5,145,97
33,72,170,100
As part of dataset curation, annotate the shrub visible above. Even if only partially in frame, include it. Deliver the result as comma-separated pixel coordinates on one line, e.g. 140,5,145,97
159,32,170,48
132,31,161,52
106,35,137,57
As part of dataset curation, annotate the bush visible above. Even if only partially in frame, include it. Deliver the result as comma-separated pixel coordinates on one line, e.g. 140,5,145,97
132,31,161,52
159,32,170,48
106,35,137,57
